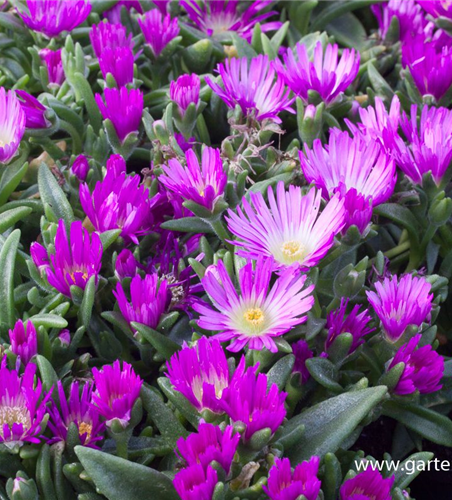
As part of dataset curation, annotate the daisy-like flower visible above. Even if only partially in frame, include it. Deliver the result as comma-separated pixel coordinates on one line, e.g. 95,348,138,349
170,74,200,116
91,360,142,427
174,464,218,500
15,91,49,129
159,147,227,212
71,154,90,181
292,340,313,384
39,48,65,86
194,257,315,353
19,0,92,38
226,181,346,270
366,274,433,342
90,22,133,58
274,42,360,105
0,87,25,164
388,334,444,395
205,55,295,124
340,469,394,500
181,0,281,41
30,220,103,298
9,320,38,366
48,381,105,447
138,10,180,58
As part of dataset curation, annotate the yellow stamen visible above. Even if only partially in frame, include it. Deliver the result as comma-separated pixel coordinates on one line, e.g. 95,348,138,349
243,307,265,326
78,421,93,441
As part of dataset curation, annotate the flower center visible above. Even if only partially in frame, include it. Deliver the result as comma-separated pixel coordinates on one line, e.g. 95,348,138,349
0,406,31,438
280,240,307,263
78,421,93,441
69,271,89,283
243,308,265,326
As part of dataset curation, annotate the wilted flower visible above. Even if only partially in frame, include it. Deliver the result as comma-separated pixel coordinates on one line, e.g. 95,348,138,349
15,91,48,129
103,0,143,24
31,220,103,298
9,320,38,366
159,147,227,212
274,42,360,105
91,360,142,427
175,133,196,152
0,87,25,164
115,249,139,280
292,340,313,384
389,334,444,395
263,457,322,500
366,274,433,342
206,55,295,123
226,182,346,270
48,381,105,447
19,0,91,37
181,0,281,41
39,48,65,86
138,10,180,58
194,257,315,353
340,469,394,500
71,154,90,181
90,21,133,58
174,464,218,500
170,74,200,116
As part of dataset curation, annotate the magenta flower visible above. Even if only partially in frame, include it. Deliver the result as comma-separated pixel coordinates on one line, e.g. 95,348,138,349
170,74,200,116
91,360,142,427
159,147,227,212
138,10,180,58
114,274,169,332
340,469,394,500
9,320,38,366
175,133,196,152
194,257,315,353
366,274,433,342
392,104,452,185
15,91,48,129
90,22,133,58
226,182,346,270
292,340,313,384
103,0,143,24
30,241,49,273
0,87,25,164
115,249,139,280
181,0,281,41
389,334,444,395
71,154,90,181
174,464,217,500
206,55,294,123
0,360,51,446
19,0,92,37
98,46,134,86
176,423,240,474
48,381,105,447
39,48,65,86
418,0,452,19
274,42,360,105
31,220,103,298
263,457,321,500
95,87,144,142
106,153,127,177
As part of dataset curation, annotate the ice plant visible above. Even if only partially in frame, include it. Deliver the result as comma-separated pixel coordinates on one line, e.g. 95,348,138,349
159,147,226,212
166,336,238,413
292,340,313,384
181,0,281,41
340,469,394,500
103,0,143,24
366,274,433,342
0,360,51,446
206,55,295,123
95,87,144,142
106,153,127,177
48,381,104,447
138,10,180,58
39,48,65,86
170,74,200,116
194,257,315,353
71,154,90,181
90,22,133,58
91,360,142,427
115,249,139,280
9,320,38,366
19,0,92,37
274,42,360,105
263,457,322,500
418,0,452,19
226,182,346,270
388,334,444,395
174,464,217,500
0,87,25,164
15,91,48,129
176,423,240,474
30,220,103,298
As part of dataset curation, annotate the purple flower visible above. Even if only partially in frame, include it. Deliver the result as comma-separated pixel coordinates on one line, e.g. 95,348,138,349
159,147,226,212
226,182,346,270
58,329,71,346
166,336,238,413
90,22,133,58
325,298,374,354
366,274,433,342
115,249,139,280
113,274,169,332
31,220,103,298
106,153,127,177
103,0,143,24
418,0,452,19
392,104,452,185
292,340,313,384
174,464,217,500
15,91,48,129
19,0,92,37
71,154,90,181
91,360,142,427
0,87,25,164
0,360,51,446
340,469,394,500
181,0,281,41
95,87,143,142
170,74,200,116
9,320,38,366
39,48,65,86
30,241,49,272
175,133,196,152
194,257,314,353
389,334,444,395
274,42,360,105
176,422,240,474
48,381,105,447
138,10,180,58
263,457,321,500
98,46,134,86
206,55,294,123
